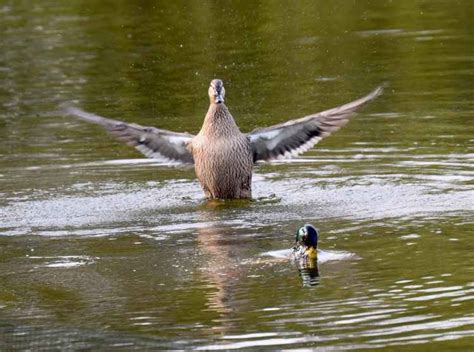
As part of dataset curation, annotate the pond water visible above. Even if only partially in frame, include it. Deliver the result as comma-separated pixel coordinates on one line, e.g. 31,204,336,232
1,1,473,350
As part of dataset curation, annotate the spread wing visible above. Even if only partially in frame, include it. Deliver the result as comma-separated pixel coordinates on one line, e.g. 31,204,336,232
248,86,383,162
63,106,195,164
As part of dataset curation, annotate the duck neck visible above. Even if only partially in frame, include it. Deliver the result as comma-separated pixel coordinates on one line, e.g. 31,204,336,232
200,103,240,137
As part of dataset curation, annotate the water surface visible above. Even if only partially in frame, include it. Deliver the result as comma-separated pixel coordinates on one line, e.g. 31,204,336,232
1,1,473,350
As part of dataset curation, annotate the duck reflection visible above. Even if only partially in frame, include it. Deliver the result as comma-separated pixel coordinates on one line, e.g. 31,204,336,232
294,257,320,287
197,219,325,328
195,213,250,328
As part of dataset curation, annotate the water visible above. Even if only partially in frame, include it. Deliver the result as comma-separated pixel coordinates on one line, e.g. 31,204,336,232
1,0,473,350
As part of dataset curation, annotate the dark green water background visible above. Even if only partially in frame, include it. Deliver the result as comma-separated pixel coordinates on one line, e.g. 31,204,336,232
0,1,473,350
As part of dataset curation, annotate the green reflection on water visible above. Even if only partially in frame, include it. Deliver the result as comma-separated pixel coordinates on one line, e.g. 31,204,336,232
0,0,473,350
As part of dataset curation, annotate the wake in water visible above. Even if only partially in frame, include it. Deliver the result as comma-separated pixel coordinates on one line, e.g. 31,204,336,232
261,246,356,287
261,248,355,263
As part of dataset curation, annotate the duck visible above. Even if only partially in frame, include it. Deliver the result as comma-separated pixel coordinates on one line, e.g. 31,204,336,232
293,224,319,260
63,79,383,199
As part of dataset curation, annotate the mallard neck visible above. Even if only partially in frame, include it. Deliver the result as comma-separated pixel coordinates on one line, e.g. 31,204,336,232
200,103,240,137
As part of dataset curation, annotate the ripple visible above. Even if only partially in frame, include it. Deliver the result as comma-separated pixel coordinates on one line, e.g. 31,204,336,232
369,330,474,345
28,255,96,268
361,316,474,337
3,164,472,237
405,290,468,302
400,234,420,240
196,336,309,350
261,249,354,264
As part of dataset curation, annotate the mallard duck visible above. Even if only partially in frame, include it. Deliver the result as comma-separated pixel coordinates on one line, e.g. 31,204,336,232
293,224,319,260
63,79,383,199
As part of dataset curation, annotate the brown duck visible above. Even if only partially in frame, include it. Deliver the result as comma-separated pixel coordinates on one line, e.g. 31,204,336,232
64,79,383,199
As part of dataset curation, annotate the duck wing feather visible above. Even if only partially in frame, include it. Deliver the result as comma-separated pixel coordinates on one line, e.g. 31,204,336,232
63,106,195,164
248,86,383,162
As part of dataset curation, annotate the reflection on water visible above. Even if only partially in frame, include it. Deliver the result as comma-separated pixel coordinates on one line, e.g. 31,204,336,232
296,260,320,287
197,219,245,320
263,247,355,287
1,0,473,350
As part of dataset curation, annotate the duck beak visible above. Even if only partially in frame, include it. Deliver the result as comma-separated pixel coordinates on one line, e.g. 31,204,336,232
305,246,317,260
215,95,224,104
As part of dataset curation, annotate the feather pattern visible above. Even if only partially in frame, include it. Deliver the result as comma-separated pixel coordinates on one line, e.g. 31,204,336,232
61,80,383,199
248,86,383,162
192,103,253,199
63,107,195,164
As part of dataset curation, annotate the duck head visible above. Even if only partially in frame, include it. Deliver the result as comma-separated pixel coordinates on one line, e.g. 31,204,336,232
294,224,319,259
208,79,225,104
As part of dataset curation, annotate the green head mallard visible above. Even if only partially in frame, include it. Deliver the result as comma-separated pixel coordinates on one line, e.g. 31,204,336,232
293,224,319,260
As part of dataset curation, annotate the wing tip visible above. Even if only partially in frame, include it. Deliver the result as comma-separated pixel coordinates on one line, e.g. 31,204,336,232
367,84,385,101
59,103,111,126
58,102,76,116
